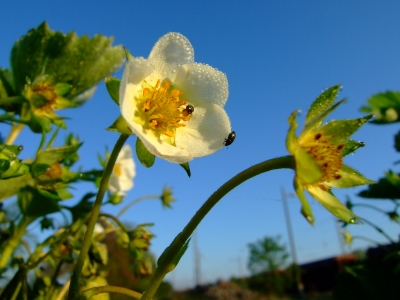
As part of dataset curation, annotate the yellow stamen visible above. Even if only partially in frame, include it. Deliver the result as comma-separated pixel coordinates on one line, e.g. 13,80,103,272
301,132,343,184
134,79,193,142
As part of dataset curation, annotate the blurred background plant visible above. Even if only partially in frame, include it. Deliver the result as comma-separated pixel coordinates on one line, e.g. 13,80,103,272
0,23,174,300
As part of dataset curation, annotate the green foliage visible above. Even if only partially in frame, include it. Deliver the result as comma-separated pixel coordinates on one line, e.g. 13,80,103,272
361,91,400,123
247,236,289,275
247,236,291,296
334,245,400,300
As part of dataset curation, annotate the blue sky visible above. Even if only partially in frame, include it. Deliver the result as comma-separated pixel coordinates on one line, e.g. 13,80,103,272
1,1,400,290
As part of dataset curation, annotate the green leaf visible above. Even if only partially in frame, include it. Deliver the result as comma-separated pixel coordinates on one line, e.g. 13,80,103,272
105,77,120,105
317,114,373,146
136,137,155,168
0,173,34,202
361,91,400,124
180,162,191,177
31,143,82,177
358,175,400,199
341,139,365,157
18,186,60,219
306,85,341,126
0,68,15,102
65,192,96,222
286,110,298,154
328,165,375,188
10,22,124,102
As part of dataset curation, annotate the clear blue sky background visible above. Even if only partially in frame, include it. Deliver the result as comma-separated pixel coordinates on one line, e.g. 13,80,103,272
1,1,400,290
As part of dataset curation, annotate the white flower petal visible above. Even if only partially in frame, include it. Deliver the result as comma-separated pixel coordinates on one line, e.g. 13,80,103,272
176,104,231,157
148,32,194,81
120,57,154,118
137,128,193,164
174,63,228,107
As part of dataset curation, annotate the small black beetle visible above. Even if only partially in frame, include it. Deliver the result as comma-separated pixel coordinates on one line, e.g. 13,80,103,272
186,104,194,114
224,131,236,146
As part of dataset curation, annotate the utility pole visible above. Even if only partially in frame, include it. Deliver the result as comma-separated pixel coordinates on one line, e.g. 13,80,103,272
281,187,304,298
193,230,201,287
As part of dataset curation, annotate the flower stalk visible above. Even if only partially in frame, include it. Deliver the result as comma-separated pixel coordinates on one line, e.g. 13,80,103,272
140,155,295,299
68,134,129,299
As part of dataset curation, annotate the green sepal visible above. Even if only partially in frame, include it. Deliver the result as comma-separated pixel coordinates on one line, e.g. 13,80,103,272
105,77,120,105
166,238,191,273
341,139,365,157
179,162,191,177
286,110,298,154
303,99,346,133
328,164,375,188
316,114,373,146
107,115,134,134
306,85,341,126
361,91,400,123
53,82,72,96
31,143,82,177
136,137,155,168
18,186,60,219
294,147,323,184
0,144,30,179
307,186,359,224
0,159,30,179
109,192,123,205
294,177,314,225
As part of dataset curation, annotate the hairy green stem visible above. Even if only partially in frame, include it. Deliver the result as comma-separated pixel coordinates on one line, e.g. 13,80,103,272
79,285,142,299
117,195,160,217
68,134,129,299
361,217,395,244
352,203,387,214
141,155,295,299
0,216,30,269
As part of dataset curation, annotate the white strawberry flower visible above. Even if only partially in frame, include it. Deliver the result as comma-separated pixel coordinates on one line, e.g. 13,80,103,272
109,145,136,196
120,33,232,164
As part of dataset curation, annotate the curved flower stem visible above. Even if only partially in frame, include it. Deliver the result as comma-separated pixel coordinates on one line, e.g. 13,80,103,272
352,203,387,214
360,217,395,244
5,123,25,145
99,213,130,232
352,236,381,247
79,285,142,299
141,155,295,300
117,195,160,218
68,134,129,299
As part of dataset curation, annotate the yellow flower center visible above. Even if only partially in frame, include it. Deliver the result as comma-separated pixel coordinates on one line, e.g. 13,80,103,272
113,162,122,177
301,132,344,186
134,79,192,140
